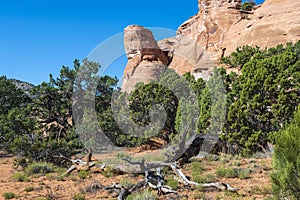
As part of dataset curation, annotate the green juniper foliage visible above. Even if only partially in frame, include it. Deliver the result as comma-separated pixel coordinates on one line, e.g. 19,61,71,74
271,107,300,200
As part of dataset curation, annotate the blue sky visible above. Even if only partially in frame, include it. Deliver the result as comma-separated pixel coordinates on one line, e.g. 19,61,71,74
0,0,264,85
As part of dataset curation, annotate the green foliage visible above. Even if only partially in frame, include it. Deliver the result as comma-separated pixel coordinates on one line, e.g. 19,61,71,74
24,186,34,192
101,166,115,178
223,41,300,154
129,81,178,140
241,1,256,11
191,161,204,173
271,107,300,200
77,170,90,179
221,45,260,68
2,192,15,200
0,76,31,115
216,166,251,179
11,172,31,182
0,76,35,155
216,166,238,178
25,162,54,175
72,193,86,200
166,176,179,189
126,189,158,200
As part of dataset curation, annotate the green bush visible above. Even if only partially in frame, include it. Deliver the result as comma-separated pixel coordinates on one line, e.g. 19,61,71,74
3,192,15,200
101,166,115,178
241,2,255,11
73,193,86,200
271,107,300,200
11,172,30,182
216,166,251,179
24,186,34,192
216,166,238,178
166,176,179,189
78,170,90,179
238,169,251,179
25,162,54,175
126,190,158,200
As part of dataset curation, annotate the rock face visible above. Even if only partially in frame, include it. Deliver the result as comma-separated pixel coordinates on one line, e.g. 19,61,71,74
223,0,300,55
122,0,300,92
122,25,169,92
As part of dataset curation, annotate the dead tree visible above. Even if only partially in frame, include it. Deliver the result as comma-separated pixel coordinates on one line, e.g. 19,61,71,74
54,148,101,176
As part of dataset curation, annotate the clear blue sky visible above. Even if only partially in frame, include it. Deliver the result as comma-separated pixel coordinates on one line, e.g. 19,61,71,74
0,0,264,85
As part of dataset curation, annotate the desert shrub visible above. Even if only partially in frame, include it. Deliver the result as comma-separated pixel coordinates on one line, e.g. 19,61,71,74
78,170,90,179
216,166,238,178
271,107,300,200
241,1,255,11
191,161,204,173
11,172,30,182
24,186,34,192
25,162,54,175
12,157,28,169
101,166,115,178
3,192,15,199
166,176,179,189
73,193,86,200
216,166,251,179
126,189,158,200
238,169,251,179
120,178,135,188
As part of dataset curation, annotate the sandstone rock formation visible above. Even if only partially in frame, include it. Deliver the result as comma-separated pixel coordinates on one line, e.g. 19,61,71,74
223,0,300,55
122,0,300,92
122,25,169,92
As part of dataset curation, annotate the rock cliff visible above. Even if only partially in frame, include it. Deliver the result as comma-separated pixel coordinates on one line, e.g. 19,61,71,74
122,25,169,92
122,0,300,92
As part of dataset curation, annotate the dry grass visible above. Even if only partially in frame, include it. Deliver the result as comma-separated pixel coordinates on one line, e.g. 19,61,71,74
0,152,274,199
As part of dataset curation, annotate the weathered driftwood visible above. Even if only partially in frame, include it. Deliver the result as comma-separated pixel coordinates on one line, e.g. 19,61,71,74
122,158,239,192
56,148,238,199
54,149,99,176
169,163,239,192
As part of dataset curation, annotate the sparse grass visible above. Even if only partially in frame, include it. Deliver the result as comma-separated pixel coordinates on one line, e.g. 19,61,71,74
222,190,244,199
219,155,233,164
137,152,165,162
11,172,31,182
45,173,56,180
191,161,210,183
117,152,132,160
252,186,272,195
192,173,217,183
69,175,78,181
216,166,238,178
120,178,135,188
191,161,204,173
72,193,86,200
252,152,268,159
35,198,48,200
102,166,115,178
193,191,209,200
238,169,251,179
25,162,54,175
216,166,252,179
233,161,241,166
38,181,46,186
3,192,15,199
55,175,65,181
126,189,158,200
78,170,90,179
166,176,179,189
24,185,34,192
